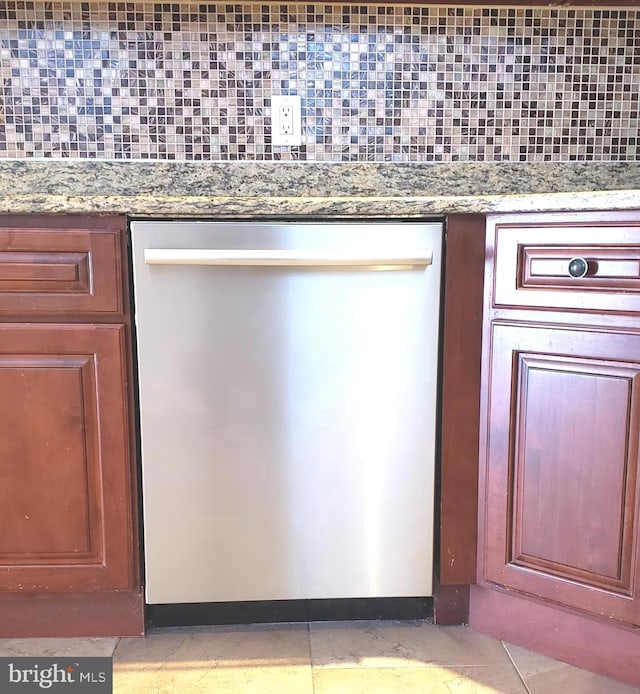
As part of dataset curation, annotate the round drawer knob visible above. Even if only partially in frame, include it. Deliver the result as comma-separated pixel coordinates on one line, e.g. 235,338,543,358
568,257,588,278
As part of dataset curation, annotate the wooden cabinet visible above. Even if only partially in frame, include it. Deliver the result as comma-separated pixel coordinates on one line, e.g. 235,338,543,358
0,215,142,637
471,211,640,687
0,224,123,315
435,215,485,624
482,323,640,624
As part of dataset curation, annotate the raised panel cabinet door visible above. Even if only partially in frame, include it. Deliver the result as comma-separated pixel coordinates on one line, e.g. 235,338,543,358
0,324,134,592
479,322,640,626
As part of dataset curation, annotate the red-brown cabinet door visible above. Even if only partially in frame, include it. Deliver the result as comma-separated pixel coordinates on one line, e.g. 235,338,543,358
0,324,134,592
479,322,640,626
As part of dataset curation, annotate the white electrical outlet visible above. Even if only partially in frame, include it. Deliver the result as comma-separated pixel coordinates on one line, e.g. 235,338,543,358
271,94,302,146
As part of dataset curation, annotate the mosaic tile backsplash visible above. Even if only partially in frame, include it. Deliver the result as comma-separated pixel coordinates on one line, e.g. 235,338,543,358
0,3,639,161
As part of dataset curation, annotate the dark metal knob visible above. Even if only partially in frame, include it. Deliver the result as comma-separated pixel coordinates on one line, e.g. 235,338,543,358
568,257,588,278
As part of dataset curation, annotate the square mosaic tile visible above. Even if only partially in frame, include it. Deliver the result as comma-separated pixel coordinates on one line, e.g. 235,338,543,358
0,3,638,161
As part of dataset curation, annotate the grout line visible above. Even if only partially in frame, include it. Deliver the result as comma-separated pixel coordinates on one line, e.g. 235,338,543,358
306,622,316,694
502,641,532,694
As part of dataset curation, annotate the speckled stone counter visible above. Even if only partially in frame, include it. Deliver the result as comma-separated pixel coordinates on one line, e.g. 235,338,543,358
1,161,639,217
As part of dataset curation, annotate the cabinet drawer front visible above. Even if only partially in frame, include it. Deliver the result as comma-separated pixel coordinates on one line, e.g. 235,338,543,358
0,227,121,315
490,213,640,314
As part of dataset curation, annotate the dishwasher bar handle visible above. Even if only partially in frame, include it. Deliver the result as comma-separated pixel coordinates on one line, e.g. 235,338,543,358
144,248,433,268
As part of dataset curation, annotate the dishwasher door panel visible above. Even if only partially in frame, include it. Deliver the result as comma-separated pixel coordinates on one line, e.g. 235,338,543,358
131,222,442,604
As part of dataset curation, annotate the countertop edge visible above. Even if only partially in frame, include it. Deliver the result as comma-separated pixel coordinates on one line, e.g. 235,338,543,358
1,161,639,216
2,190,640,217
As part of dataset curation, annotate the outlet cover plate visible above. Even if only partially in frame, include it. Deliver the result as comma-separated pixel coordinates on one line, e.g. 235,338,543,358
271,94,302,147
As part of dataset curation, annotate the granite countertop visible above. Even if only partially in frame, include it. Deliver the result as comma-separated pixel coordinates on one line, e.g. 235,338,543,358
1,160,639,217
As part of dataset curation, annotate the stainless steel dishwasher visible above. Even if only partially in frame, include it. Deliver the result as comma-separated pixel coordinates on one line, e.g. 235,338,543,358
131,221,443,605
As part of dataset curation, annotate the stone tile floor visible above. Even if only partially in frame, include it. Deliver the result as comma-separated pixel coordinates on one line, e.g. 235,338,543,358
1,622,638,693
